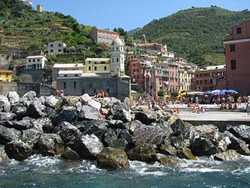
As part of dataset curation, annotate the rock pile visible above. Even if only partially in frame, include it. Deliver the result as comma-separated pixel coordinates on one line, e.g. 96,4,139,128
0,92,249,169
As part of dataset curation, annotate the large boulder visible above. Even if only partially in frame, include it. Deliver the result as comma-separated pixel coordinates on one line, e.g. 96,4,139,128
32,118,53,133
6,92,20,104
228,125,250,145
224,131,250,155
134,111,156,125
214,150,242,161
159,140,177,156
27,100,47,118
20,91,36,104
190,137,218,156
109,103,131,123
11,105,27,120
96,97,121,108
97,147,130,169
103,128,118,146
61,146,80,160
5,140,33,161
0,126,21,145
44,96,58,108
156,154,181,166
79,105,99,120
3,118,33,130
57,122,81,147
64,96,80,107
109,138,129,150
75,120,108,139
127,144,157,163
0,95,10,112
38,133,64,156
0,145,9,163
72,134,103,159
22,128,42,146
177,147,197,160
52,106,77,125
0,112,16,121
132,124,166,146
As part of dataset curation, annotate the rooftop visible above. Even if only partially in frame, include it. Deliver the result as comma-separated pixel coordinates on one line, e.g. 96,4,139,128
26,56,47,59
58,70,83,75
85,58,110,62
53,63,84,68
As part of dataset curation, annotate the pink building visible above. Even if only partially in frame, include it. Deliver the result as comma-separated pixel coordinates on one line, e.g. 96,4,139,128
224,20,250,95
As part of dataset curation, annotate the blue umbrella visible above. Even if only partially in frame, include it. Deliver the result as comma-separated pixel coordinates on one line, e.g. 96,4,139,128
226,90,238,94
211,90,225,95
204,90,212,95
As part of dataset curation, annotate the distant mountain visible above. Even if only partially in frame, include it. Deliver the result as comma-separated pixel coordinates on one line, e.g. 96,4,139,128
128,27,142,35
133,7,250,66
0,0,109,60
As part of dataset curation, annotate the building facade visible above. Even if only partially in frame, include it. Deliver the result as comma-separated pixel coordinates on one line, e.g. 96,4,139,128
90,28,120,45
0,70,13,82
25,56,47,70
111,38,125,76
194,65,226,91
85,58,110,74
224,21,250,94
48,41,66,54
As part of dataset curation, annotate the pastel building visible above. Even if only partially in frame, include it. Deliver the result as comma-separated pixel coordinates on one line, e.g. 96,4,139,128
224,20,250,94
90,28,120,45
0,70,13,82
25,56,47,70
85,58,110,74
48,41,66,54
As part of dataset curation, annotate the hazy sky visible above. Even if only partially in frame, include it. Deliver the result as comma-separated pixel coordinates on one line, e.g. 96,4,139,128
33,0,250,30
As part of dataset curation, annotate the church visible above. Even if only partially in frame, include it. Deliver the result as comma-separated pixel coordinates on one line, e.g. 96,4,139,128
56,38,131,101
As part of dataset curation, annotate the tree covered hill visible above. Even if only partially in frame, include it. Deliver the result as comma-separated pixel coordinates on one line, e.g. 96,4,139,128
0,0,109,60
133,6,250,66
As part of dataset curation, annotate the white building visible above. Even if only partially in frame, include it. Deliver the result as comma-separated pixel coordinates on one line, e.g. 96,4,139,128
48,41,66,54
37,5,44,12
110,38,125,77
25,56,47,70
57,70,83,78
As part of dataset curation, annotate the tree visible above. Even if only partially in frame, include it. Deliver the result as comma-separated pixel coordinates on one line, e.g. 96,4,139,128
158,90,166,97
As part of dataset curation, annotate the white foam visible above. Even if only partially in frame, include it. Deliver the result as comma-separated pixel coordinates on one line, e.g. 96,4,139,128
180,167,223,173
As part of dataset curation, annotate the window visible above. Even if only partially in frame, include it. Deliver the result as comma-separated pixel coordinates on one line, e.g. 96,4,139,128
29,59,31,62
58,44,62,47
94,66,97,71
89,67,91,71
231,60,236,70
64,74,67,77
64,82,66,89
50,49,53,53
50,44,53,47
104,66,107,71
74,81,76,89
230,44,235,52
236,27,242,34
210,79,213,84
58,49,62,52
37,59,40,62
33,59,35,62
117,58,119,62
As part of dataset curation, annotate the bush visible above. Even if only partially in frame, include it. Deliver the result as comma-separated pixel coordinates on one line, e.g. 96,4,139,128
158,90,166,97
171,91,179,98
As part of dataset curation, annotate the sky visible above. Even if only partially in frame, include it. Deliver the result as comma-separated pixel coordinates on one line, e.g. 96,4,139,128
33,0,250,31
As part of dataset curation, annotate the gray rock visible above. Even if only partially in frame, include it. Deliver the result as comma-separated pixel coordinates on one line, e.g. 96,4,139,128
22,128,41,146
6,92,20,104
61,147,80,160
57,122,81,147
156,154,181,166
79,105,99,120
5,140,33,161
0,145,9,163
109,138,128,150
11,105,27,120
75,120,108,139
103,128,117,146
128,120,143,133
228,125,250,145
27,100,47,118
0,95,10,112
0,112,16,121
110,103,131,123
177,147,197,160
0,125,21,144
132,124,166,146
190,137,218,156
20,91,36,103
97,147,130,169
159,140,177,155
134,111,156,125
4,118,33,130
127,144,157,163
38,133,64,156
73,134,103,159
214,150,242,161
52,106,77,125
44,96,58,108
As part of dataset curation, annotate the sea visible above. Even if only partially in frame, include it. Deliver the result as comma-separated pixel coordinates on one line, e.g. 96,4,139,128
1,155,250,188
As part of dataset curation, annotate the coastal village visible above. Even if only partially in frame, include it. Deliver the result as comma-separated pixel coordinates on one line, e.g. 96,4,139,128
2,1,250,187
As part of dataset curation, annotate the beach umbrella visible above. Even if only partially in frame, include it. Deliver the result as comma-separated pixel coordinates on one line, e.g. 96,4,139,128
211,90,224,95
226,89,238,94
204,90,212,95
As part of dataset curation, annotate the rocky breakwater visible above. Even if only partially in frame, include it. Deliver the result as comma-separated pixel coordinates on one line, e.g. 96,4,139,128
0,91,250,169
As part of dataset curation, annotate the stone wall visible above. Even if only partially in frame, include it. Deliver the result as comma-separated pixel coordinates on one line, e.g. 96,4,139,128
0,82,17,95
17,83,56,97
57,76,131,101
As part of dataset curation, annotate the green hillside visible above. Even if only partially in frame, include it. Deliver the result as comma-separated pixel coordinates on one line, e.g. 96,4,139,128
133,6,250,66
0,0,109,60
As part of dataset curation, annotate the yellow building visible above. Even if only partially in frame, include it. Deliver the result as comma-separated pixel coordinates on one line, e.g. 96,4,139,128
85,58,111,74
0,70,13,82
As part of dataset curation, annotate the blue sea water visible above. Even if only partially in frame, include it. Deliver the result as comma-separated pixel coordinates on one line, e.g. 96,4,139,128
1,155,250,188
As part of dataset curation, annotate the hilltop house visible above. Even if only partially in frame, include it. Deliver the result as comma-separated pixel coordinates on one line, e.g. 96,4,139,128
48,41,66,54
25,55,47,70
